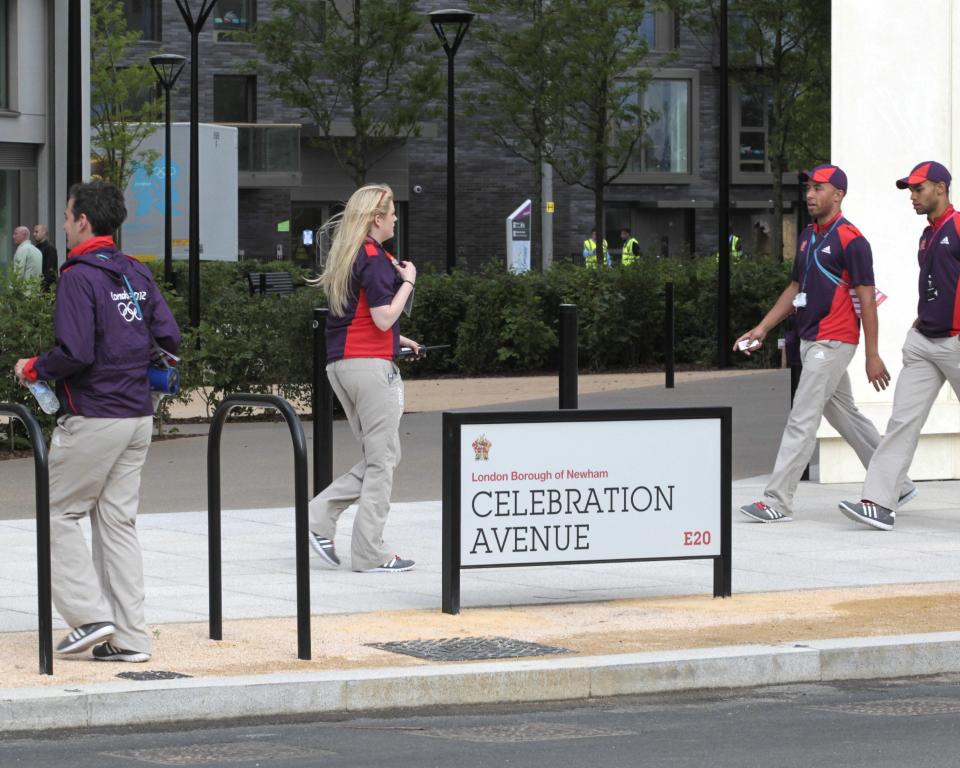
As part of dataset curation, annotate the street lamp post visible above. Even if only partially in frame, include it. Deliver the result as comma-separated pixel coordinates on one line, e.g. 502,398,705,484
429,9,475,275
174,0,217,328
150,54,188,288
717,0,731,367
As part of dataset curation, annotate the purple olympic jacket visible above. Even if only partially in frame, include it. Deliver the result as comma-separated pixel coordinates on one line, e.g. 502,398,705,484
30,240,181,418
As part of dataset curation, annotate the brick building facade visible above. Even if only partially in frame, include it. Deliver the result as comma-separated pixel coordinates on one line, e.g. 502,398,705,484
122,0,801,271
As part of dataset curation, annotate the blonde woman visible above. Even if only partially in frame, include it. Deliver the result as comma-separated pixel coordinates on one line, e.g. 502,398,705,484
309,184,420,572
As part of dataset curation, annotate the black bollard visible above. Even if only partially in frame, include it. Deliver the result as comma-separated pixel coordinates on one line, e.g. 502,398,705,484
559,304,578,409
313,308,333,496
665,282,675,389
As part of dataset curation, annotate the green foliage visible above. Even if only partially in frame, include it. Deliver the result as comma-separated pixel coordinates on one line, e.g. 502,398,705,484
89,0,161,193
0,274,57,444
247,0,443,186
547,0,663,190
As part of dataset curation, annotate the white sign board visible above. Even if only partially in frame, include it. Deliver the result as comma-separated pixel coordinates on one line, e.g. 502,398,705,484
459,418,722,566
505,199,532,273
123,123,239,263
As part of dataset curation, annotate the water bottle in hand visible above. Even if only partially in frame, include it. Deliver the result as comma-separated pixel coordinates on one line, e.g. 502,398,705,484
28,381,59,415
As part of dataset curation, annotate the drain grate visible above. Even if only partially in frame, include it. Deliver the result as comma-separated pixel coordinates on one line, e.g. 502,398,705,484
115,670,193,682
411,722,635,743
367,636,570,661
102,742,332,765
814,698,960,717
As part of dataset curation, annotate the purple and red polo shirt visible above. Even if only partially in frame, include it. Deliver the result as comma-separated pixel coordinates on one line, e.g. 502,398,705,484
915,204,960,338
326,237,401,362
790,211,875,343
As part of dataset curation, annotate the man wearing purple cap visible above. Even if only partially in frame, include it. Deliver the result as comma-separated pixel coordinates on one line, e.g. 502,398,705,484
735,164,915,523
840,161,959,530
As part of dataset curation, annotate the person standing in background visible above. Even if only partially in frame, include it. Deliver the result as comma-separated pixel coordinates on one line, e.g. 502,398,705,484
33,224,59,291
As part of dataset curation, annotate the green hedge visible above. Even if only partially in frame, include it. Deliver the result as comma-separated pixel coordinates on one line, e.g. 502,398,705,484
1,256,791,429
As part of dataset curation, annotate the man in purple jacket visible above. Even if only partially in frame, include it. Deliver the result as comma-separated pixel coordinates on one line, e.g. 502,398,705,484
14,181,180,662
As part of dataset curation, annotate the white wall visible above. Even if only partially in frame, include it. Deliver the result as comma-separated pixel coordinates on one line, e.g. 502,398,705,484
819,0,960,481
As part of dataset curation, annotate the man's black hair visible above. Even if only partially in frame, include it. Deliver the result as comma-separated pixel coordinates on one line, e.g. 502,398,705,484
68,181,127,236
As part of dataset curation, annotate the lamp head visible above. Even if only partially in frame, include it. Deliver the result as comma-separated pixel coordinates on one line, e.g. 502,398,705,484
150,53,188,90
429,9,475,56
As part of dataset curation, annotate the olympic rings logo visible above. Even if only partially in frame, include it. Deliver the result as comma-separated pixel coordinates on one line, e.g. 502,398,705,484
117,302,143,322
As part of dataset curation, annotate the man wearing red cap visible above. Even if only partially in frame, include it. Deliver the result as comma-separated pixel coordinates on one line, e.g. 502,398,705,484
840,161,959,530
735,164,915,523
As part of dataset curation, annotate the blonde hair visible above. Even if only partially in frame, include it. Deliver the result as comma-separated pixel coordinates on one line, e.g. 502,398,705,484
314,183,394,316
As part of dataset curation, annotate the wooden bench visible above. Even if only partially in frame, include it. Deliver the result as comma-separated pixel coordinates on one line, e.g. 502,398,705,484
247,271,298,297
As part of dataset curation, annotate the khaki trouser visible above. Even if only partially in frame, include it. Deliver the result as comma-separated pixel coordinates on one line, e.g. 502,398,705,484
765,340,915,516
49,415,153,653
309,358,404,571
863,328,960,508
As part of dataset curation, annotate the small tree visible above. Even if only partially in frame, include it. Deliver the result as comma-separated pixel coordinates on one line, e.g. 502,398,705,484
462,0,568,269
545,0,663,264
682,0,830,258
90,0,161,200
249,0,443,186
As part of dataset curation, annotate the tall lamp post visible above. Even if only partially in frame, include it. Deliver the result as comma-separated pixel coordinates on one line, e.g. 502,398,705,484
429,9,475,275
150,54,187,288
717,0,731,367
174,0,217,328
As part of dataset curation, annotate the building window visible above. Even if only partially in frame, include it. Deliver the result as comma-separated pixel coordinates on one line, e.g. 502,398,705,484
124,0,161,41
637,78,690,173
733,84,772,180
214,0,256,40
214,75,256,123
638,8,676,51
0,0,8,109
619,70,698,183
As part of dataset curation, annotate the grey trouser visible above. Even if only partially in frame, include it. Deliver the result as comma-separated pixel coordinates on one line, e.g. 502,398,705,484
765,340,915,515
49,415,153,653
862,328,960,508
309,358,404,571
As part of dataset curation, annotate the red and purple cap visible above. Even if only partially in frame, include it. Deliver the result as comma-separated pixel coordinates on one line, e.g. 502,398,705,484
798,164,848,192
895,161,952,189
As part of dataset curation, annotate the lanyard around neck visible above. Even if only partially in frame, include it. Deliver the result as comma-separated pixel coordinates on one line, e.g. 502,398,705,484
802,216,843,290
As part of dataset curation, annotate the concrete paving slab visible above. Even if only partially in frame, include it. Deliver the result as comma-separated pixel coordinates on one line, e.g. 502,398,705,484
1,370,959,731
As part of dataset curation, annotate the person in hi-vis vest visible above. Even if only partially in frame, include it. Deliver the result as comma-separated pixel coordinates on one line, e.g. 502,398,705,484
620,228,640,265
582,229,609,268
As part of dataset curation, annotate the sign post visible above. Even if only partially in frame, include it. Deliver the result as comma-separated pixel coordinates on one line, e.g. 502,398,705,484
442,408,732,614
505,199,532,273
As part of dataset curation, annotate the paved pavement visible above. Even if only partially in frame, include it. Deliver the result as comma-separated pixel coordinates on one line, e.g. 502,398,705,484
2,370,960,733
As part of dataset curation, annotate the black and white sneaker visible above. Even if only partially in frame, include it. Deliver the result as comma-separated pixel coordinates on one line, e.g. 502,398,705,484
308,532,340,568
363,555,415,573
838,500,895,531
92,642,151,663
56,622,115,655
739,501,792,522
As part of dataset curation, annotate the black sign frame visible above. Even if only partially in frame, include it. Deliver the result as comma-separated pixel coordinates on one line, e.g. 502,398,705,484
442,407,732,614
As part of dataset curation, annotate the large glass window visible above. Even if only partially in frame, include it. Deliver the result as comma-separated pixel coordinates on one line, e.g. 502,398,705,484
735,86,771,176
0,0,8,108
214,0,256,40
213,75,257,122
634,78,691,174
124,0,161,41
